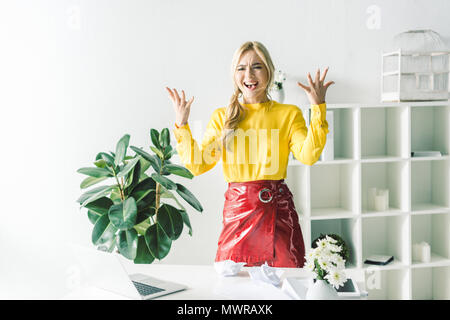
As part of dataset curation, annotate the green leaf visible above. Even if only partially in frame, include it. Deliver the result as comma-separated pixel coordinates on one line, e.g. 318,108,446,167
130,177,156,202
144,223,171,260
136,206,156,224
77,185,115,207
116,229,138,260
160,187,186,212
161,166,171,176
98,235,117,253
96,152,115,167
179,210,192,236
164,163,194,179
94,159,107,168
130,146,160,172
84,197,114,216
131,177,156,193
154,155,162,171
108,197,138,230
134,220,151,236
159,128,170,149
150,146,165,159
134,236,155,264
163,145,174,160
139,157,151,173
115,134,130,166
150,129,161,149
110,186,122,203
151,173,177,190
80,176,108,189
77,167,112,178
134,190,155,209
117,156,141,178
175,183,203,212
136,192,156,212
158,204,184,240
87,210,102,224
124,159,141,193
131,178,156,211
92,213,118,245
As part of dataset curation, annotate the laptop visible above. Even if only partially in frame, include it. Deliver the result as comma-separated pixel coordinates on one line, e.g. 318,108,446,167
70,244,187,300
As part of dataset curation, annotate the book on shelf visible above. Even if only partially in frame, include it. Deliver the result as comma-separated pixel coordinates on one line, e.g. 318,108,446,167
411,150,442,157
364,255,394,265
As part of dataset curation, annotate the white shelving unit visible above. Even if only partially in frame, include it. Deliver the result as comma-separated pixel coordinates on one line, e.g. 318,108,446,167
286,101,450,300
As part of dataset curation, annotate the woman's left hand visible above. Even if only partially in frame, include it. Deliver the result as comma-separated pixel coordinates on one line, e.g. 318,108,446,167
297,67,335,105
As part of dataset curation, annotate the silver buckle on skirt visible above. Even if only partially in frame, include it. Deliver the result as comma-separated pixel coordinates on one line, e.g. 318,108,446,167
258,188,273,203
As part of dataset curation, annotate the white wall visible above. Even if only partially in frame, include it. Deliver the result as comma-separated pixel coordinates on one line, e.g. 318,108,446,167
0,0,449,298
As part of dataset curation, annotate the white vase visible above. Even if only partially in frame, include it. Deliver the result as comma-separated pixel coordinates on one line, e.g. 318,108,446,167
305,279,339,300
270,88,285,104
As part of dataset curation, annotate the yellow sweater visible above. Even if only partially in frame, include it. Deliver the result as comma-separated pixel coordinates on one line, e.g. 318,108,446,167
172,100,329,183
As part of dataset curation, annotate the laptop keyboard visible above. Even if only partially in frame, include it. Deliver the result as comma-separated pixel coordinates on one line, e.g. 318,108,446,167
132,281,165,296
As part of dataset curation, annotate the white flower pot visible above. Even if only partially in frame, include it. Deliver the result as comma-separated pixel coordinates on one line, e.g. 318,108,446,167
305,279,339,300
270,88,285,104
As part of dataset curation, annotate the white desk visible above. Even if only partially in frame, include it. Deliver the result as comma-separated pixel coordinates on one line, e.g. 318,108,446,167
63,259,367,300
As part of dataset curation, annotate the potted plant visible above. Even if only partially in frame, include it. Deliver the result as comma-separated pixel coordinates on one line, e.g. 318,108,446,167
76,128,203,264
312,233,350,264
304,234,349,299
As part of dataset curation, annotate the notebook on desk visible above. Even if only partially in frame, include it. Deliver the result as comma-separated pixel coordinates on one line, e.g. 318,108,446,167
70,244,187,300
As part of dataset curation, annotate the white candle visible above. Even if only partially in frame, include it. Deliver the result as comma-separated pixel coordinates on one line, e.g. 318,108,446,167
375,189,389,211
412,242,431,263
381,189,389,210
374,189,389,211
368,187,377,211
420,242,431,263
412,243,421,262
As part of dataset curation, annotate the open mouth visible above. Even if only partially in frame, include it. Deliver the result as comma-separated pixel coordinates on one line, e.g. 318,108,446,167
244,81,258,90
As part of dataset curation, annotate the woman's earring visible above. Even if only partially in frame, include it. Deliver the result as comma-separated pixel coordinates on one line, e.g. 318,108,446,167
238,92,243,98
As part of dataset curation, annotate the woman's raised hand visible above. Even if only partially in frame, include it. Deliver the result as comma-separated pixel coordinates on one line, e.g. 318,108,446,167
297,67,335,105
166,87,194,127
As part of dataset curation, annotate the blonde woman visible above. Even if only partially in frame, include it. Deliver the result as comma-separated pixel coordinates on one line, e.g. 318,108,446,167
166,41,333,268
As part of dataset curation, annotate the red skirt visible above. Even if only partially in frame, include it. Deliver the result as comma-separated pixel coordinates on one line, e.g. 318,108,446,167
215,179,306,268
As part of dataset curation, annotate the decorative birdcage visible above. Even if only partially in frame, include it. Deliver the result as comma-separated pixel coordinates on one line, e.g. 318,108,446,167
381,29,449,102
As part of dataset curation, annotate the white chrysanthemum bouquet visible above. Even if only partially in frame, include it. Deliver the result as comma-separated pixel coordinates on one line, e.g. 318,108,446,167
304,235,348,289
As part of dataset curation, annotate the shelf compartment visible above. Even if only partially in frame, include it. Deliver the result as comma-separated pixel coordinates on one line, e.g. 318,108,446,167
412,266,450,299
309,208,356,220
411,105,450,157
310,218,360,268
361,106,408,159
365,269,410,300
361,156,406,163
361,161,409,214
310,163,359,217
411,213,450,266
411,159,450,213
317,107,356,162
285,164,309,218
362,215,409,266
298,217,312,250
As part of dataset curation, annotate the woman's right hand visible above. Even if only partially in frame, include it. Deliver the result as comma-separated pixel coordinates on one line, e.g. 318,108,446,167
165,87,194,127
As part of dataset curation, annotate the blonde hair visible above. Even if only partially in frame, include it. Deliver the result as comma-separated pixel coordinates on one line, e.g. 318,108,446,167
221,41,275,151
